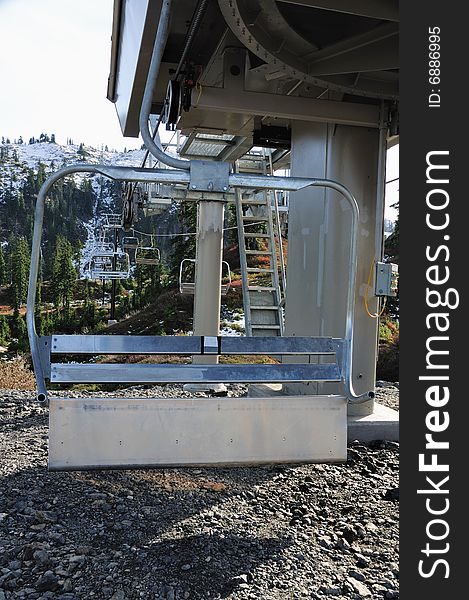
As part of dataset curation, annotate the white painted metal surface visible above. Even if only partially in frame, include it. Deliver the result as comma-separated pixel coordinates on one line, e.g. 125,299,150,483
285,122,382,413
49,395,347,470
191,200,225,379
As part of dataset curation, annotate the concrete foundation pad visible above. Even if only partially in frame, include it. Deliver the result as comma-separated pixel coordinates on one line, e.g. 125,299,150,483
249,384,399,443
347,402,399,443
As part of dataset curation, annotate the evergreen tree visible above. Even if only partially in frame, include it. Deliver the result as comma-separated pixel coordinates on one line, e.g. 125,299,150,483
77,143,86,158
9,308,29,353
51,236,76,310
0,315,10,346
10,237,30,309
0,245,6,286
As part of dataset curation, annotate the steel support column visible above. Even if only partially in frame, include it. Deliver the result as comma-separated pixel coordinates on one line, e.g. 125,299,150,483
190,201,226,390
284,122,384,416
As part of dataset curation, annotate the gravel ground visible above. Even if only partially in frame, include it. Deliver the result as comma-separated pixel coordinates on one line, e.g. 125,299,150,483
0,385,399,600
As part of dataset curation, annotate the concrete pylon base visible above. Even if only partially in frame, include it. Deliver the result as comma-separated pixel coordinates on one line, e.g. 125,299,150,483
347,403,399,443
248,384,399,443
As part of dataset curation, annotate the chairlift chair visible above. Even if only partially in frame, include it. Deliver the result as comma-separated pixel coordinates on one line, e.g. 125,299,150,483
102,213,123,229
122,236,139,251
89,249,130,280
179,258,232,295
135,244,161,266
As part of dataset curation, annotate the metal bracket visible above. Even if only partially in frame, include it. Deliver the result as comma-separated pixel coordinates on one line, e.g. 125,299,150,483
38,336,52,379
188,160,231,198
202,336,219,355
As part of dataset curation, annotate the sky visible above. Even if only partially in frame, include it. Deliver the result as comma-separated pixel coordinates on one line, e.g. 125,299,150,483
385,144,399,222
0,0,142,151
0,0,398,219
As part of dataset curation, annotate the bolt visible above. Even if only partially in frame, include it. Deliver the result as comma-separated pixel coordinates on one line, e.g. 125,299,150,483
223,186,228,191
192,184,197,190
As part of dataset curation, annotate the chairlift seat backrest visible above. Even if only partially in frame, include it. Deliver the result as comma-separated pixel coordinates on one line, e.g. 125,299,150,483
179,258,232,295
89,250,130,280
135,244,161,266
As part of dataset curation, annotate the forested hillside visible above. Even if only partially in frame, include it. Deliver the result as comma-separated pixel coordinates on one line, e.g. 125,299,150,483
0,137,172,351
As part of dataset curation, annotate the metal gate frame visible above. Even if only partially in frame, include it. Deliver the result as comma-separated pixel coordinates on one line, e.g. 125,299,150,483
26,162,373,405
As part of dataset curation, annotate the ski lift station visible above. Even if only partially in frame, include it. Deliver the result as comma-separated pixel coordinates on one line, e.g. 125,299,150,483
27,0,399,470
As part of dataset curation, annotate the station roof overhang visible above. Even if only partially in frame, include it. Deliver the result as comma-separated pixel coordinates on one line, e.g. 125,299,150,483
107,0,399,158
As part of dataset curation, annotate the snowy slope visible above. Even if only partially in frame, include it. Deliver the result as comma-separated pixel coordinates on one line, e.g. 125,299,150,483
0,141,146,278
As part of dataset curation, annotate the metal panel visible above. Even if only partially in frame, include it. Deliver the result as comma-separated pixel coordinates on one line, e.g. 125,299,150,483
220,336,337,354
49,335,341,356
50,335,201,355
49,395,347,470
50,363,341,384
285,122,381,411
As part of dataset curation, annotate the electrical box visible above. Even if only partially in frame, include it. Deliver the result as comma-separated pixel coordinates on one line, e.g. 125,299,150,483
375,262,398,297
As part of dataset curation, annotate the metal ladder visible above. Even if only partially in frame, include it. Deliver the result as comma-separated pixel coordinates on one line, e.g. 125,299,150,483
235,151,285,336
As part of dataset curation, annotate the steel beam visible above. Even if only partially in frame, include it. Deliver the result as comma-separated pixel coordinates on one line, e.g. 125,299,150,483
194,88,380,128
306,24,399,76
50,363,342,384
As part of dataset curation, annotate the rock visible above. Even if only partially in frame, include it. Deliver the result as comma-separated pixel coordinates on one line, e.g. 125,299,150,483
356,554,371,568
166,587,175,600
347,577,371,597
110,590,126,600
22,544,36,561
342,524,359,542
384,487,399,501
35,511,58,524
68,554,86,565
36,570,59,592
348,570,366,582
319,585,341,596
48,532,65,545
317,536,333,549
33,549,50,566
337,538,351,551
231,574,249,585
